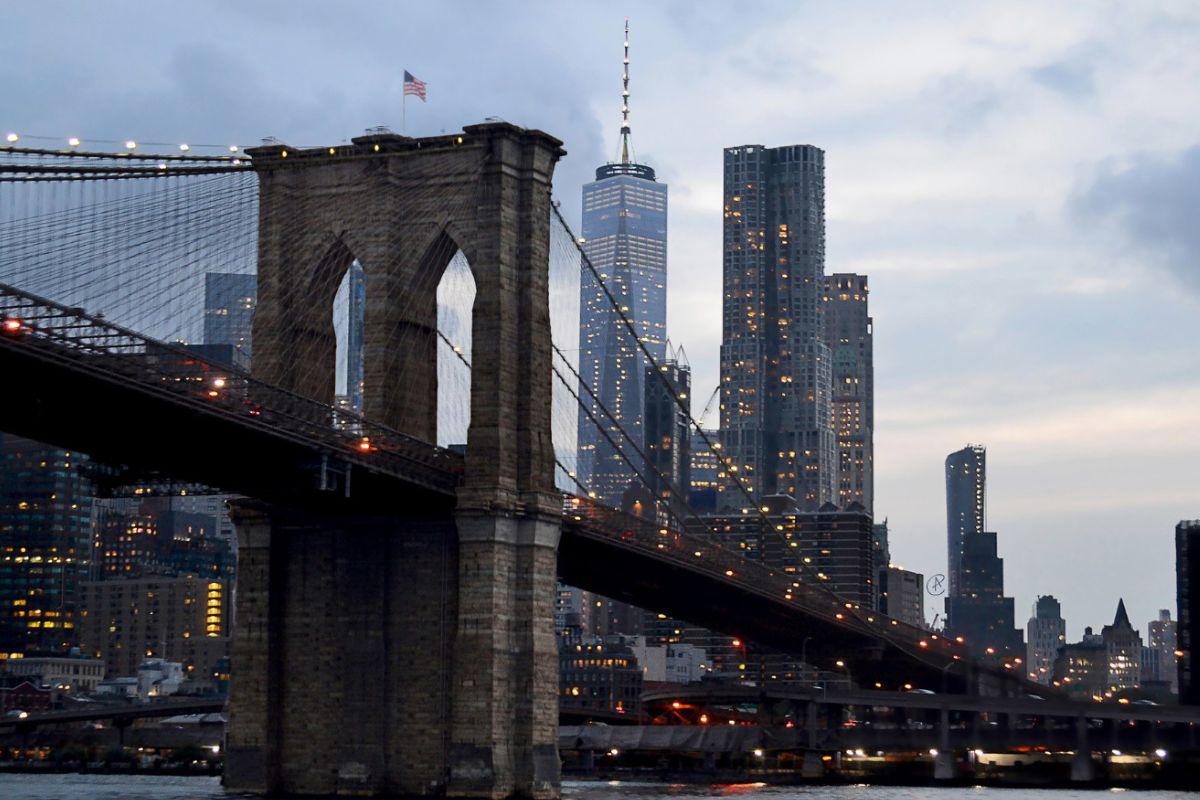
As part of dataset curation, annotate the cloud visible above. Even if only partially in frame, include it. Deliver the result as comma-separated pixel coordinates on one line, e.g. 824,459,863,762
1031,56,1095,97
1073,146,1200,293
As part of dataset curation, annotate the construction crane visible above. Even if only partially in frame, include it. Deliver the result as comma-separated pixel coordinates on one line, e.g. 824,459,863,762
697,384,721,429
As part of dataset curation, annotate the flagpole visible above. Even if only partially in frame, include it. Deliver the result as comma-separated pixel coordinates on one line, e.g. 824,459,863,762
402,90,407,136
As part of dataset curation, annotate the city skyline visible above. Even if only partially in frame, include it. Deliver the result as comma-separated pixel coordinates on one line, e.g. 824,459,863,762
3,2,1196,634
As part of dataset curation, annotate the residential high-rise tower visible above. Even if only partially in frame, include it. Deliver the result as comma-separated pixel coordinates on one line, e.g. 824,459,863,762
945,444,985,597
944,444,1023,657
719,143,833,510
822,274,873,512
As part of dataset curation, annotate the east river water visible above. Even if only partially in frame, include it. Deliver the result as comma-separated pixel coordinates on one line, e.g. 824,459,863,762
0,776,1197,800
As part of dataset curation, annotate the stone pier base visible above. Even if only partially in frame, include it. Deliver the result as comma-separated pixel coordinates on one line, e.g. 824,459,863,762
224,502,561,799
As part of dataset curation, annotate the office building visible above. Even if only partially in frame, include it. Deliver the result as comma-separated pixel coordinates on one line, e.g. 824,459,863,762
1026,595,1066,685
872,520,889,609
1178,520,1200,704
702,496,875,608
881,566,925,629
576,23,668,505
1145,609,1178,693
555,583,589,642
559,638,642,718
79,575,229,679
642,356,690,519
202,272,256,360
1101,599,1143,692
1054,627,1107,699
92,497,233,581
822,274,873,512
7,654,104,693
0,435,92,659
719,143,834,511
687,429,721,513
944,445,1023,657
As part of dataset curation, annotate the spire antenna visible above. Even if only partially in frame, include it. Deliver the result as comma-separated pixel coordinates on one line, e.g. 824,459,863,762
620,17,632,164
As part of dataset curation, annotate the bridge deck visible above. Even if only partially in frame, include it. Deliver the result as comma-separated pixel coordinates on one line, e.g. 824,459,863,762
2,281,1013,689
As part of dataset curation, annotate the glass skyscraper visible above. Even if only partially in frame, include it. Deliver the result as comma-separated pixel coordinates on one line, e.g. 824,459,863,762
203,272,256,361
0,434,92,657
823,274,873,513
719,144,834,510
575,24,668,507
945,444,986,598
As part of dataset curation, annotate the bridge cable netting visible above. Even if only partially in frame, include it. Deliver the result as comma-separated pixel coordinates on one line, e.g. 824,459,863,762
0,145,833,580
0,146,943,658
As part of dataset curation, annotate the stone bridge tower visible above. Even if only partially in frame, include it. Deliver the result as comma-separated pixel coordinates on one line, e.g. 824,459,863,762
225,123,565,798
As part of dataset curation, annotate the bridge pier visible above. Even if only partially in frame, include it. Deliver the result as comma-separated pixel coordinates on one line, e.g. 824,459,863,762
225,502,462,796
933,705,954,780
1071,714,1097,783
228,123,566,799
448,510,561,799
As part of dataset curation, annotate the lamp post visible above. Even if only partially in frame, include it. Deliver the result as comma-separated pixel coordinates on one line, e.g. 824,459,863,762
835,659,853,690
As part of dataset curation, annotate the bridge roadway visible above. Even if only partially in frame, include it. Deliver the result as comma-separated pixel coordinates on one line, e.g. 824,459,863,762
572,687,1200,759
7,692,1194,758
0,697,227,733
1,282,1004,691
641,685,1200,726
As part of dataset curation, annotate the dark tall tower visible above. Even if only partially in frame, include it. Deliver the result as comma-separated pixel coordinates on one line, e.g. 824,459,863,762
1178,520,1200,704
945,444,986,597
719,144,834,511
576,20,668,505
822,274,873,512
642,354,690,520
203,272,256,360
944,445,1023,657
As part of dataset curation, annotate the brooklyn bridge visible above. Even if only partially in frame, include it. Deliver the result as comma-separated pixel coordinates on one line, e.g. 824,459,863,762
0,124,1115,797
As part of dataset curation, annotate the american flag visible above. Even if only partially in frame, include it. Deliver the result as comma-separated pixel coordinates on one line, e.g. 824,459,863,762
403,70,427,102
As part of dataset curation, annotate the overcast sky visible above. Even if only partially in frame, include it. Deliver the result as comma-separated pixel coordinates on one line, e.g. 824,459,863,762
5,1,1198,637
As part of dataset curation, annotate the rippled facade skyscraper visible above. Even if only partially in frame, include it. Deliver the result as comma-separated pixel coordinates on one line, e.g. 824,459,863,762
719,143,834,510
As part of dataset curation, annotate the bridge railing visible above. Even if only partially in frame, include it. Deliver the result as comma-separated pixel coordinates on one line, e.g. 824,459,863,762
561,494,966,667
0,282,462,494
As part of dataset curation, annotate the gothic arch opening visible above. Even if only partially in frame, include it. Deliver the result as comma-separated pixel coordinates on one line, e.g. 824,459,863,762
332,260,367,415
435,248,475,450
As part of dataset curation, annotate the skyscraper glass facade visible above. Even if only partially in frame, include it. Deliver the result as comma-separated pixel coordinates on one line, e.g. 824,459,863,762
822,274,874,513
945,444,986,597
719,144,834,510
642,359,690,519
203,272,256,361
576,162,668,505
0,434,92,657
